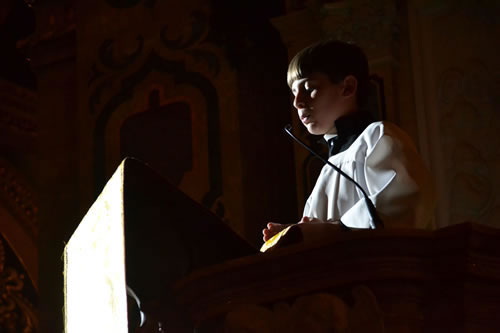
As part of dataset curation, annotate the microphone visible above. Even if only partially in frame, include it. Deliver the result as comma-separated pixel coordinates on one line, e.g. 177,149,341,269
284,124,384,230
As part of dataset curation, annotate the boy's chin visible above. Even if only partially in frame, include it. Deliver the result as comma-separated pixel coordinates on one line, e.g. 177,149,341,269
305,126,327,136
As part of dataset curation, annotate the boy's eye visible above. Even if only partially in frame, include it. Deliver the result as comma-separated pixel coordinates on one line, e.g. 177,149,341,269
305,86,317,95
304,82,316,92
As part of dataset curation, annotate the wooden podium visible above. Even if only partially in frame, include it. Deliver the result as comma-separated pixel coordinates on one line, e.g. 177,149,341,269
63,158,255,333
64,158,500,333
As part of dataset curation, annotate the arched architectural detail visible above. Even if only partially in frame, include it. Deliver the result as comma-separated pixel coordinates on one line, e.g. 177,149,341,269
0,158,38,287
0,234,38,332
0,158,38,243
93,51,223,209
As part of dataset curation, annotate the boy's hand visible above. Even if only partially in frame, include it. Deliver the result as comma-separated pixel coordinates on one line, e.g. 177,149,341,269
262,222,292,242
262,217,343,243
298,216,323,224
262,217,330,242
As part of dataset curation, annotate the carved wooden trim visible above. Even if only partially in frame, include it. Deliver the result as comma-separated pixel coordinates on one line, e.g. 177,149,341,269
169,223,500,331
0,158,38,241
0,80,38,152
224,286,384,333
0,235,38,332
407,0,500,228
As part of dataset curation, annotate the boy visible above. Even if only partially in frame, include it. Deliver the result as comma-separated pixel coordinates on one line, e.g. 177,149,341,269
262,40,435,243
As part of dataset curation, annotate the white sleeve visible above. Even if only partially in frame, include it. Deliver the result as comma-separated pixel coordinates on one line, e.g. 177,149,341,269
340,123,435,229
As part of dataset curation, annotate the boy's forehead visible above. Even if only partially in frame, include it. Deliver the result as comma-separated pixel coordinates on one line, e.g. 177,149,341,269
292,72,329,85
290,77,307,90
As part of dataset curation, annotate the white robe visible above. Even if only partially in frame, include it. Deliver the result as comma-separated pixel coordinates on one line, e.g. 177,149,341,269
303,121,436,229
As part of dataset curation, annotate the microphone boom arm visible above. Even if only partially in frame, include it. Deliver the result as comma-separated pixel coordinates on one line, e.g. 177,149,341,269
284,124,384,229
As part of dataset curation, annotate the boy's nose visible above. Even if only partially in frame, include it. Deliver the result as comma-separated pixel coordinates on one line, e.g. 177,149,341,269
293,94,306,110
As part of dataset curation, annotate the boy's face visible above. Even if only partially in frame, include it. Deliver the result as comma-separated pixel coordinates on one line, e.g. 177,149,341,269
291,72,347,136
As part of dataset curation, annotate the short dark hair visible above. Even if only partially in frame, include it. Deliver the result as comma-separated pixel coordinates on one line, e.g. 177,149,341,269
287,40,370,107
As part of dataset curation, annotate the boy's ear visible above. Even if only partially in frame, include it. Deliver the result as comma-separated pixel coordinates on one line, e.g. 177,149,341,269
342,75,358,98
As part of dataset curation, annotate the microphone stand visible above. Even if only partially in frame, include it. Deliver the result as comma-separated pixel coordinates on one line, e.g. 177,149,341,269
284,124,384,230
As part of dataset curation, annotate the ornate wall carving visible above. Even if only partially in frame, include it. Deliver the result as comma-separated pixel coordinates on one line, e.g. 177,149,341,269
224,286,384,333
77,0,245,232
0,81,38,240
0,234,37,333
0,79,38,290
320,0,400,59
407,0,500,227
0,158,38,242
0,80,38,149
438,59,499,226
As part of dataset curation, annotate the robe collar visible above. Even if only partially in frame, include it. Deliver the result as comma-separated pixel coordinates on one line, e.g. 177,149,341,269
323,110,375,155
